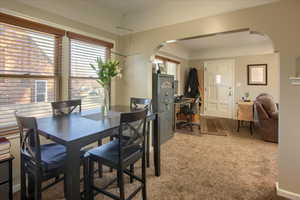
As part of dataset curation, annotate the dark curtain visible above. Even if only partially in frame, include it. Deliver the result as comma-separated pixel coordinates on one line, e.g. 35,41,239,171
185,68,200,98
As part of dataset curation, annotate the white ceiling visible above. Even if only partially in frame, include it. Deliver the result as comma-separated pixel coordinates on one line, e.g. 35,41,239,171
178,31,272,51
14,0,278,34
98,0,278,32
95,0,277,14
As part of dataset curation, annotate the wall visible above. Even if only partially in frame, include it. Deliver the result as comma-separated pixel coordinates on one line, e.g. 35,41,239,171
0,0,122,190
235,53,279,102
190,42,274,59
117,0,300,198
189,53,279,116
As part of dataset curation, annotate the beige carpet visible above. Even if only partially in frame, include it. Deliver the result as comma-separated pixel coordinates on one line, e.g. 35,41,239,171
14,127,287,200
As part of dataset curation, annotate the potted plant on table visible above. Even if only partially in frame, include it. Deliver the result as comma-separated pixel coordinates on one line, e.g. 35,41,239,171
90,57,121,115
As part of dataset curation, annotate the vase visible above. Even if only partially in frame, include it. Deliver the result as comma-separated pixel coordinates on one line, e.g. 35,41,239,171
102,86,110,115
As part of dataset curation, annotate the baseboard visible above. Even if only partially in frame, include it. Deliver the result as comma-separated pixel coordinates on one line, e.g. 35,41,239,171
276,182,300,200
13,183,21,193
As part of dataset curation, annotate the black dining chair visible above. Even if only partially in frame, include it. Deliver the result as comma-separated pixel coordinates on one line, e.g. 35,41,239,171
51,99,82,116
51,99,106,178
15,113,69,200
130,98,152,168
130,98,152,111
52,99,83,181
84,109,148,200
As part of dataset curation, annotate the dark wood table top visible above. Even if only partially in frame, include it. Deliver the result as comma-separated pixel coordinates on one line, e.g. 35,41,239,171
37,106,155,144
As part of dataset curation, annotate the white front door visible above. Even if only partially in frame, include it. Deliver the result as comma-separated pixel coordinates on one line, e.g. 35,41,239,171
204,59,235,118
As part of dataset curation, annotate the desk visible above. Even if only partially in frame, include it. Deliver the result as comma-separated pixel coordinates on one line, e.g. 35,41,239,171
174,98,194,130
237,101,254,134
37,106,160,200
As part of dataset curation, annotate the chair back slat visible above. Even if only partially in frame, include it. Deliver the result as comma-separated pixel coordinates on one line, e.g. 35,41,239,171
51,99,81,116
130,97,152,111
119,109,147,158
15,113,42,165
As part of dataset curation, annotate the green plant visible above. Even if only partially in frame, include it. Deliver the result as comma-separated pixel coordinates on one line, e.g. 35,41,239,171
245,92,250,98
90,57,121,88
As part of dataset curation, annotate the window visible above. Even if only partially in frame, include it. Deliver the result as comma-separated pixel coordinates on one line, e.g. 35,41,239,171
0,14,63,135
67,32,113,110
35,80,48,102
166,61,178,80
155,56,179,80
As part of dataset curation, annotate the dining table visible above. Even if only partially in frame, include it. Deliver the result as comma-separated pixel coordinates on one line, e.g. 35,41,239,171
36,105,161,200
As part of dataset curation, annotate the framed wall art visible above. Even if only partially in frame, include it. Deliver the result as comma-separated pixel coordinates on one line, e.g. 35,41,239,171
247,64,268,85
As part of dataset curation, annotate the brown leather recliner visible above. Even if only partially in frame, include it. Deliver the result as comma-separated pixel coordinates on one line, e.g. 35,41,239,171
254,93,278,143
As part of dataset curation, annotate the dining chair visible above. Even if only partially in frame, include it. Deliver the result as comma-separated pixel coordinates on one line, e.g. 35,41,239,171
51,99,106,178
130,98,152,168
84,109,148,200
51,99,81,116
130,97,152,111
15,113,69,200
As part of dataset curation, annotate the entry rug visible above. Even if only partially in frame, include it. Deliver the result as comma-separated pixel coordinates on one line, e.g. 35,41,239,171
201,117,232,136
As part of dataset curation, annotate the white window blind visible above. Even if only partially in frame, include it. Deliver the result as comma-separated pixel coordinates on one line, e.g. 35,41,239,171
0,22,59,133
166,61,177,80
70,39,108,110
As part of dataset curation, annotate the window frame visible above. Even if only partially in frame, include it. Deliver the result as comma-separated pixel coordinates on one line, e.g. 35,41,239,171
0,13,64,136
155,55,180,80
67,32,113,108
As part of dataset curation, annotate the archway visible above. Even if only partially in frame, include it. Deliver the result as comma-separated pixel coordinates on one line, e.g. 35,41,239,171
148,28,281,198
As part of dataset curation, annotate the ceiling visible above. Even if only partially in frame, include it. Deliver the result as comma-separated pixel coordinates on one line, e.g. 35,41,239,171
14,0,279,34
96,0,278,32
177,31,272,51
95,0,277,14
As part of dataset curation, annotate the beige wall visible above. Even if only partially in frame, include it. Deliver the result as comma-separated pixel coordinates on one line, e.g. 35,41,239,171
234,53,279,102
189,53,279,116
117,0,300,197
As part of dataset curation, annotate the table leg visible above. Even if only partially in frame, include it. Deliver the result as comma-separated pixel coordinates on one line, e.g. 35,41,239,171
237,120,240,132
250,121,254,135
153,114,161,177
146,121,150,168
9,159,13,200
65,144,81,200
